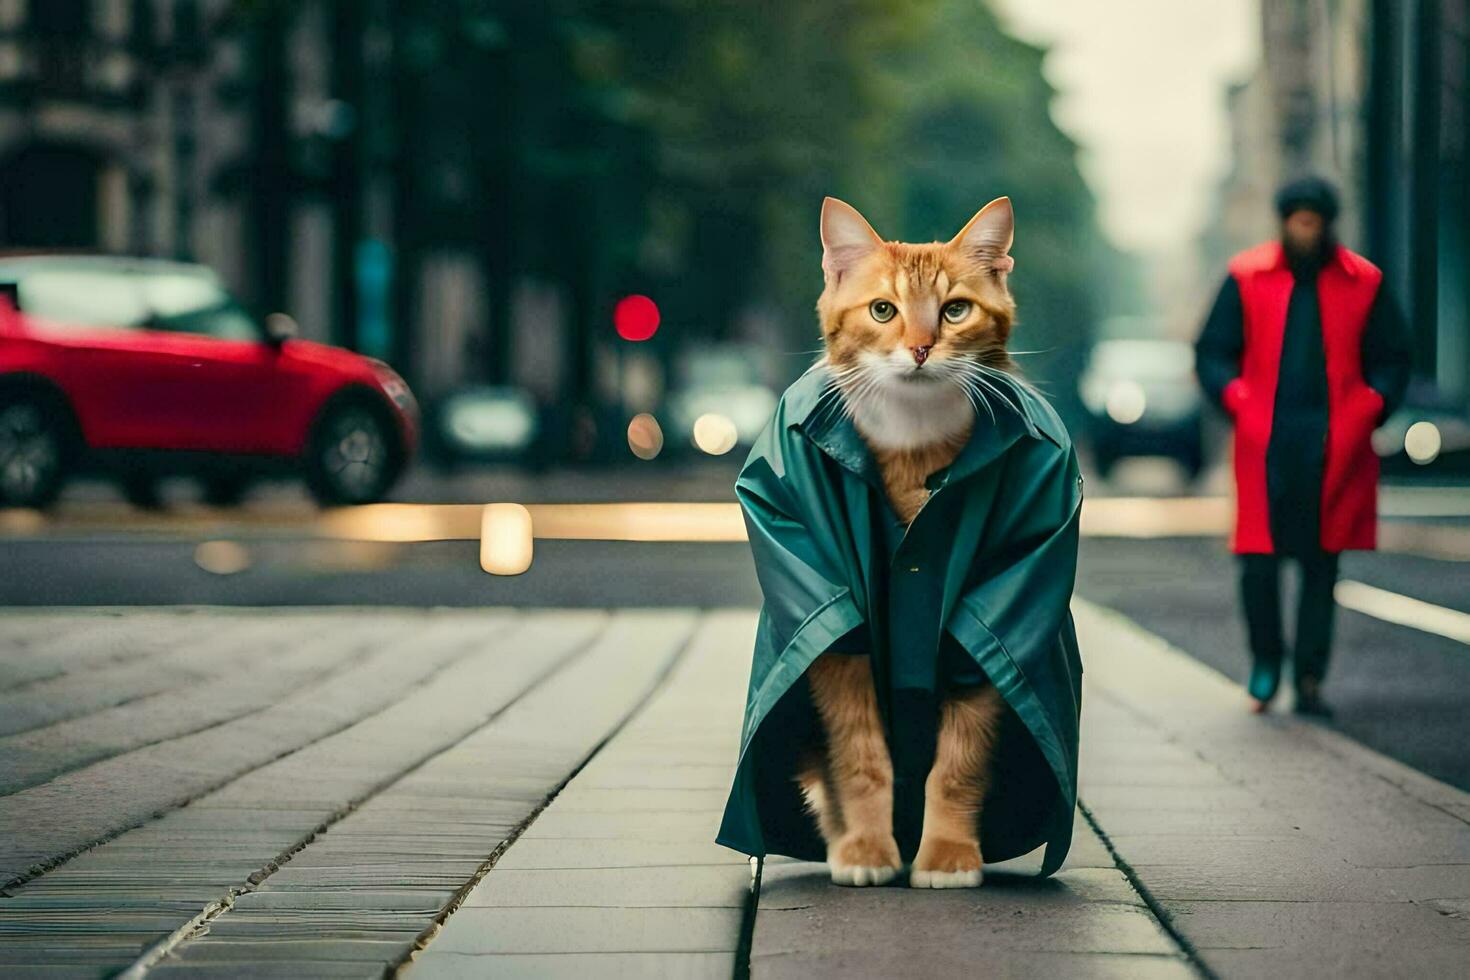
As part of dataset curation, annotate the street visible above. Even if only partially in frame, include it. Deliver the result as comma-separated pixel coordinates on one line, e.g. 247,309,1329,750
3,467,1467,795
0,466,1468,977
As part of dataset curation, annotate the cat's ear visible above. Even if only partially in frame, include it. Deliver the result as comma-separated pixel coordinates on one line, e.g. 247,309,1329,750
951,197,1014,274
820,197,883,284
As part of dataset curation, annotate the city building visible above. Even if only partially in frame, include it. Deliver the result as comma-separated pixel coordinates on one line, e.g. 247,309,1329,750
1204,0,1468,405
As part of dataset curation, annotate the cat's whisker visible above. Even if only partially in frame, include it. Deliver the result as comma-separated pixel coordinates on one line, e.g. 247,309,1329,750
974,361,1050,400
956,376,997,424
953,368,1013,423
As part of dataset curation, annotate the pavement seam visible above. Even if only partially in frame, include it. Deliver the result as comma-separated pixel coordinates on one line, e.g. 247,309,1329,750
0,617,341,735
388,615,701,976
0,623,379,796
1077,800,1221,980
114,614,604,978
0,615,516,894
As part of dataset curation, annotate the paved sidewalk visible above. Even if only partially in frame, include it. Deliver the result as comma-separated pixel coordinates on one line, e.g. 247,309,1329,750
410,609,754,978
406,604,1470,979
1074,599,1470,979
1,605,1467,978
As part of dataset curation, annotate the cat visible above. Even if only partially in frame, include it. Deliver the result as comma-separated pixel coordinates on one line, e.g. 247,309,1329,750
798,195,1017,888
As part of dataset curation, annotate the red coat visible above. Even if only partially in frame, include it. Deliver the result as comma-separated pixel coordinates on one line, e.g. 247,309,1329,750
1223,241,1385,554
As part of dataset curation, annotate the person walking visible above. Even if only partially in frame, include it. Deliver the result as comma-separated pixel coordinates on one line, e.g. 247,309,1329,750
1195,176,1411,717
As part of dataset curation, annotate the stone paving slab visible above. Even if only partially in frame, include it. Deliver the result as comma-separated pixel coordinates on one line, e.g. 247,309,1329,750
750,822,1192,979
1075,598,1470,980
465,865,749,909
149,610,697,976
491,838,750,871
0,615,309,737
409,609,754,977
0,610,607,973
425,906,745,955
0,611,519,885
0,609,234,689
410,950,734,979
0,620,372,795
750,948,1194,979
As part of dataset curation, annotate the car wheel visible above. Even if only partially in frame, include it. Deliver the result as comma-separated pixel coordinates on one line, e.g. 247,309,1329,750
305,399,398,506
1178,449,1204,482
202,474,252,508
120,472,164,510
0,394,69,507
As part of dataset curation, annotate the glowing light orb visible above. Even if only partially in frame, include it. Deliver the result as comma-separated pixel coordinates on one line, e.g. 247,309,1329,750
693,413,739,455
1105,380,1147,425
1404,421,1442,465
195,540,251,575
613,294,661,342
480,503,534,575
627,413,664,460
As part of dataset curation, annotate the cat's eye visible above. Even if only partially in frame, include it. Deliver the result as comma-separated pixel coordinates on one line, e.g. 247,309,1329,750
943,300,972,323
869,300,896,323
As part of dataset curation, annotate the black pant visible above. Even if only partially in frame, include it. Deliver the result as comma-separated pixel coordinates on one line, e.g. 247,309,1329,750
1238,551,1340,688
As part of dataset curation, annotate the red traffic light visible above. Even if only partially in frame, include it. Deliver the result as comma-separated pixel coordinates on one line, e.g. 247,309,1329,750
614,294,660,341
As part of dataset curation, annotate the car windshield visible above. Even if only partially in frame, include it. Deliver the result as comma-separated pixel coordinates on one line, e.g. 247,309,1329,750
139,273,261,342
16,268,150,330
1090,341,1195,382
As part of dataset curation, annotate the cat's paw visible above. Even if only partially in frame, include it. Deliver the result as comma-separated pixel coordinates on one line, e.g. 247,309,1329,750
910,837,983,889
828,832,902,887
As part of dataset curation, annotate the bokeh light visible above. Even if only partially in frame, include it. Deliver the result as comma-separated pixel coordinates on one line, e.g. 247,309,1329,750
480,503,534,576
1404,421,1442,465
613,294,660,341
1105,381,1147,425
627,413,664,460
692,413,739,455
194,540,250,575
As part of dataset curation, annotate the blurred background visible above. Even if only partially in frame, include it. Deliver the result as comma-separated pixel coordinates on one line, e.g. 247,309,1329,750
1,0,1469,796
0,0,1465,484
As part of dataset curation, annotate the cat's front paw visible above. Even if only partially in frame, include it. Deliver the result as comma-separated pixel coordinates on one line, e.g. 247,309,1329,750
828,832,902,886
910,837,983,888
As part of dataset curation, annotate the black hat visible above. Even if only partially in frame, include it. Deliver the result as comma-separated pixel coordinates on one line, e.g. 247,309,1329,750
1275,176,1339,222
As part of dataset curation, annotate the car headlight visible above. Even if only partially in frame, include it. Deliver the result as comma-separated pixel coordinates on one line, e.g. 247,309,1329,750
440,390,538,452
1105,381,1147,425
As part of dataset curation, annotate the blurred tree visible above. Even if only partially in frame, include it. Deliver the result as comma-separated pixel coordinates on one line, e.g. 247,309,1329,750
218,0,1114,437
862,0,1108,420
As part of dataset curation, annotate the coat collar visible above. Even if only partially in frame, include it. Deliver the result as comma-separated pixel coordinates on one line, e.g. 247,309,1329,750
785,363,1056,492
1255,240,1362,279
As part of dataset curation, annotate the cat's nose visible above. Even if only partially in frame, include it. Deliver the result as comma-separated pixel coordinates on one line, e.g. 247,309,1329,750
910,345,932,366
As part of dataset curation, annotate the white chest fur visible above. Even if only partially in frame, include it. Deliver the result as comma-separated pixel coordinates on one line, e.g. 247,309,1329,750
845,381,974,452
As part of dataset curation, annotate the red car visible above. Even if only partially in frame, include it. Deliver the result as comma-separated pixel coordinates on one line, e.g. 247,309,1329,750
0,256,417,508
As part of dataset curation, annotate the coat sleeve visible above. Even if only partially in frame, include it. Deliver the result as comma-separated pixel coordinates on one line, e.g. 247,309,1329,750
1361,285,1413,424
734,423,862,663
947,436,1083,877
950,439,1082,677
1195,274,1246,413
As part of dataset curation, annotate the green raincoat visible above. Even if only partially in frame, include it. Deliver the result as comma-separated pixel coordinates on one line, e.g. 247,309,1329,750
716,365,1084,875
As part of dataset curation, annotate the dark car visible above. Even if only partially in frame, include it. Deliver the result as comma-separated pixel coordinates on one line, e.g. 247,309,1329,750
1079,338,1204,480
0,255,417,508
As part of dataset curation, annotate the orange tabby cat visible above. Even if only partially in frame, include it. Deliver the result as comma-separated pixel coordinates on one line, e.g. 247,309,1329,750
799,196,1016,888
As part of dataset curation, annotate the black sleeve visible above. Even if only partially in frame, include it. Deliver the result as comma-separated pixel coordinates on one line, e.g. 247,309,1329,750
824,624,868,654
1195,275,1244,410
1361,286,1412,422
